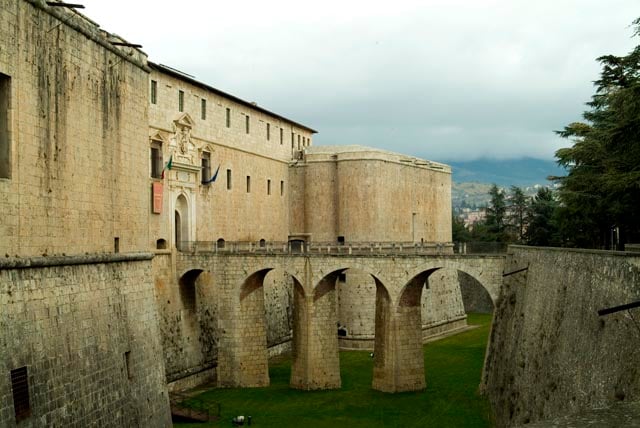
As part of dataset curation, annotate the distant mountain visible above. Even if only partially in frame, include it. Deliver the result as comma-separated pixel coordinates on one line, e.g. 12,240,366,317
445,157,566,187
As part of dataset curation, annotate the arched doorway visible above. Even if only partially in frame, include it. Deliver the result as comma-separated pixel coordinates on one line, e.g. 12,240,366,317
175,194,189,251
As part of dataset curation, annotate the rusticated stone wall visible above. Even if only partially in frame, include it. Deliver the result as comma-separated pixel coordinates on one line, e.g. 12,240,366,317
483,246,640,427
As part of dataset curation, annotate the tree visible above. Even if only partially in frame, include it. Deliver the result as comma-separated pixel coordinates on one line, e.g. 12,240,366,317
554,17,640,249
485,184,508,241
508,186,528,243
525,187,559,246
452,215,470,242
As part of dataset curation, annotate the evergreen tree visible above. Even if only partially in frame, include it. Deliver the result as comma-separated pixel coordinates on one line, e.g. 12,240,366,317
485,184,507,241
525,187,559,246
452,215,470,242
508,186,528,243
554,17,640,249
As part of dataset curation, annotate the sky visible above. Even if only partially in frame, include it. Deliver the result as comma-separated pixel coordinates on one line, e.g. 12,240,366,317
81,0,638,162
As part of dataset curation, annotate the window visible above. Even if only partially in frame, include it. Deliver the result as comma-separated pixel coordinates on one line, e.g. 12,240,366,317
280,128,283,145
267,179,271,195
11,367,30,422
245,115,250,134
280,180,284,196
114,237,120,253
298,135,301,150
201,152,211,184
337,236,345,245
246,176,251,193
150,80,157,104
226,108,231,127
226,169,232,190
178,90,184,112
0,73,10,179
124,351,133,380
201,98,206,120
291,132,294,149
150,141,163,179
267,123,270,141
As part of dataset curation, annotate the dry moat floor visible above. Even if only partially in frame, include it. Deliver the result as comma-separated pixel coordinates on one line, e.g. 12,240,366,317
174,313,493,428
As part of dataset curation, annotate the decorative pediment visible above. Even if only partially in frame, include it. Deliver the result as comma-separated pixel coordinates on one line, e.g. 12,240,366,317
200,143,215,154
149,130,169,144
173,113,195,129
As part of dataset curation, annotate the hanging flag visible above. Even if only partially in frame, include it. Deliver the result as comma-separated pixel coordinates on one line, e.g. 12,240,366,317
202,164,220,185
161,155,173,179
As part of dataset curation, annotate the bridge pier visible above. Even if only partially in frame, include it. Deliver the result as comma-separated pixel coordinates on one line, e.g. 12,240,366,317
372,277,426,393
291,273,341,390
217,269,270,388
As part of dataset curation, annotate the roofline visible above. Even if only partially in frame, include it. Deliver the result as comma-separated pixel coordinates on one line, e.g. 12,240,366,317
149,62,317,134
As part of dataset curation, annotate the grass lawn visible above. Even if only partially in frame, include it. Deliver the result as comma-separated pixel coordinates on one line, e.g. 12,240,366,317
174,313,493,427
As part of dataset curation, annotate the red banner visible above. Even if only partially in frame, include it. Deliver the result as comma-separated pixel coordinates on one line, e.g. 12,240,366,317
152,182,163,214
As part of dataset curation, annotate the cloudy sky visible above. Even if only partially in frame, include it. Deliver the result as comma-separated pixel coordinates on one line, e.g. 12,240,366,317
82,0,638,162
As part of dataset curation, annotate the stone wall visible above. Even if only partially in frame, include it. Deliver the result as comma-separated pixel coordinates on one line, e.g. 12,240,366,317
0,254,171,427
459,270,494,314
0,0,150,258
293,145,452,244
483,246,640,427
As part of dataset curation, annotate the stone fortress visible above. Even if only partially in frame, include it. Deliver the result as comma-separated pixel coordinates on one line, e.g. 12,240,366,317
4,2,639,428
1,1,490,426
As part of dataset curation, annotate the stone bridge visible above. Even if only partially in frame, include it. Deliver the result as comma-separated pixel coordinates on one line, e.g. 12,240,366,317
175,252,505,393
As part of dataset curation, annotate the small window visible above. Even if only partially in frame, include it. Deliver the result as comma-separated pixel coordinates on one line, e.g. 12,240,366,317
226,169,232,190
217,238,226,249
259,238,266,248
156,239,167,250
0,73,10,179
245,115,250,134
280,128,283,145
201,152,211,184
280,180,284,196
338,273,347,282
201,98,206,120
150,80,157,104
124,351,133,380
150,141,163,179
226,108,231,127
11,367,30,422
267,123,270,141
246,175,251,193
178,90,184,112
114,237,120,253
267,179,271,195
298,135,301,150
337,236,345,245
291,132,294,149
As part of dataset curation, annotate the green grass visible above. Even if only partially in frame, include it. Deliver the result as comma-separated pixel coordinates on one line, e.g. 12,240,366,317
174,313,493,427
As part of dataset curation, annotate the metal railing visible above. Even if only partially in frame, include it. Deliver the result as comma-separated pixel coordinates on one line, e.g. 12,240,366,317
177,240,456,256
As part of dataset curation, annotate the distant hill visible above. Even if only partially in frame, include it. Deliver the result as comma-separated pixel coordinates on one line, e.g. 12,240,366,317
445,157,565,187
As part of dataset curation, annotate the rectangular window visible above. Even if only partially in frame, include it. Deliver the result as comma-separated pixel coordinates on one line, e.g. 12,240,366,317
114,237,120,253
150,142,163,179
124,351,133,380
245,115,250,134
11,367,30,422
226,108,231,127
227,169,232,190
150,80,157,104
291,132,294,149
201,152,211,184
280,128,283,145
246,176,251,193
178,90,184,112
267,179,271,195
280,180,284,196
267,123,270,141
0,73,10,179
201,98,206,120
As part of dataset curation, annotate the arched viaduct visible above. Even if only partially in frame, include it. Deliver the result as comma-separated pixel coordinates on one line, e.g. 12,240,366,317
175,252,505,393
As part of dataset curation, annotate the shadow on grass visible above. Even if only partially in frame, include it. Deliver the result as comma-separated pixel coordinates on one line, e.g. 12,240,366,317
174,313,493,427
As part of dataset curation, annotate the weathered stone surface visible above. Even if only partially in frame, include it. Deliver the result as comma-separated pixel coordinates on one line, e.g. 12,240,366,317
483,246,640,427
0,258,171,427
